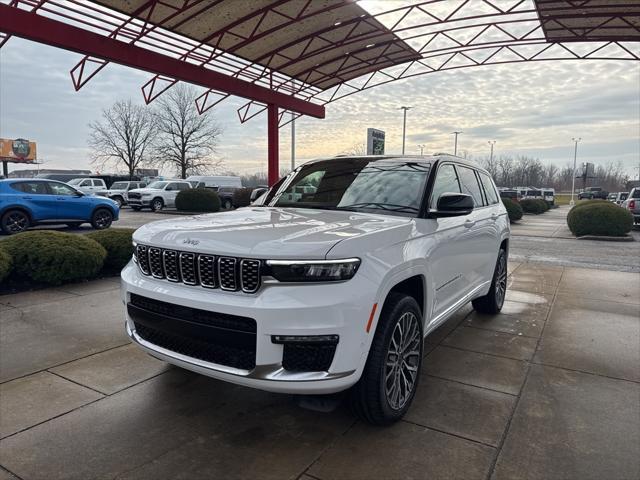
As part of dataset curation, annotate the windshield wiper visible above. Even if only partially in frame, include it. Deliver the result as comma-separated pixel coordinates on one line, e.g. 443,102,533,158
337,202,419,213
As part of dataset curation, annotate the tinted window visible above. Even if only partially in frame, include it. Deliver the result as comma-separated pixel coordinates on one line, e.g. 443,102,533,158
147,181,168,189
631,189,640,199
430,164,461,209
273,159,431,215
177,183,190,191
111,182,127,190
457,166,484,207
48,182,78,196
10,182,49,194
479,172,499,205
93,180,104,187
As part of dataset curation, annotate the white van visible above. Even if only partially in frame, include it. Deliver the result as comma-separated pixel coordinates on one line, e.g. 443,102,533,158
186,175,242,189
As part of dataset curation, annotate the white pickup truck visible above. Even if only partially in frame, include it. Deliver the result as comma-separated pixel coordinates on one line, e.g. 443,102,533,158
127,180,192,211
67,177,107,195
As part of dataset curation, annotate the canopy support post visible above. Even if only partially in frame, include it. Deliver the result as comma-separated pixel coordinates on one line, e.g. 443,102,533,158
267,104,279,187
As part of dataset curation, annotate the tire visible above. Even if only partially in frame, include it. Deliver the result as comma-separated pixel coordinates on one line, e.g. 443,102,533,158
111,196,124,208
91,208,113,230
472,248,507,314
1,209,30,235
66,222,83,229
350,293,423,425
224,199,233,210
131,206,142,212
151,198,164,212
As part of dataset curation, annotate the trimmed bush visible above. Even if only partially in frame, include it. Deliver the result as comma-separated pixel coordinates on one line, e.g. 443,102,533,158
502,198,523,222
520,198,548,214
567,201,633,237
232,187,252,208
87,228,135,271
2,231,106,285
0,247,12,283
175,188,221,212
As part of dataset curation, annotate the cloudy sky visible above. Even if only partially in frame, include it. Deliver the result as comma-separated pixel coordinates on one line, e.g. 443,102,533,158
1,33,639,178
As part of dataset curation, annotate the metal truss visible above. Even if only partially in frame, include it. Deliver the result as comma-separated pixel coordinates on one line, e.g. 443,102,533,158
0,0,638,125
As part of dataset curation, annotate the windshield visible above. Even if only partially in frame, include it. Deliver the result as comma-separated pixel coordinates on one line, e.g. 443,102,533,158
111,182,127,189
147,181,168,189
67,178,83,185
271,159,431,216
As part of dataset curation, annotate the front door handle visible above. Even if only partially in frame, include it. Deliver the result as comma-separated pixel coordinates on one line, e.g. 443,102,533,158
464,219,476,228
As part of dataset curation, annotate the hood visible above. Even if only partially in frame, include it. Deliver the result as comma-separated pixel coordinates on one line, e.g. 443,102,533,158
132,207,411,259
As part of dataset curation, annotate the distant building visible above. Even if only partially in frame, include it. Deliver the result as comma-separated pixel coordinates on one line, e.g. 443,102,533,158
9,168,91,178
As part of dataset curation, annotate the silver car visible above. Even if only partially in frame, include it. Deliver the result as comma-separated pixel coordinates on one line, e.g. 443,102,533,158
103,181,147,207
622,188,640,224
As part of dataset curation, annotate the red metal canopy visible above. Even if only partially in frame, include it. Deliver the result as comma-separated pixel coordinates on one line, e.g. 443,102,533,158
0,0,638,185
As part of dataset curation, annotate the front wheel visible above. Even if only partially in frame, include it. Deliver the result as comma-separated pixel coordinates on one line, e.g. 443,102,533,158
1,209,30,235
350,293,423,425
91,208,113,230
223,199,233,210
111,196,124,208
472,248,507,314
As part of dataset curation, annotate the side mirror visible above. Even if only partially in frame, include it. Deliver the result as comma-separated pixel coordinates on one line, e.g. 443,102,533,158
432,192,474,217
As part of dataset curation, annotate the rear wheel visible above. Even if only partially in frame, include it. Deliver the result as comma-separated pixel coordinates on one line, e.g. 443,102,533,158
111,196,124,208
223,199,233,210
350,293,423,425
472,248,507,314
151,198,164,212
1,209,30,235
91,208,113,230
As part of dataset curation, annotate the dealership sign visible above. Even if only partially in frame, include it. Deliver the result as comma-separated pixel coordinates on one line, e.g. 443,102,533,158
366,128,385,155
0,138,37,163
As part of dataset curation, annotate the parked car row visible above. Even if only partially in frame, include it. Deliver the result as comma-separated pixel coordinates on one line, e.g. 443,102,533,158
498,187,555,206
607,191,629,205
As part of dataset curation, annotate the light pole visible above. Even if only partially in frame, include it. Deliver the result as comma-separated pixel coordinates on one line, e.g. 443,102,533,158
451,131,462,156
400,106,412,155
488,140,496,163
570,137,581,207
418,144,425,156
291,112,295,171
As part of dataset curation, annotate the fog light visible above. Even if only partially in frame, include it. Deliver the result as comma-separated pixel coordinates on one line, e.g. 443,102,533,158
271,335,339,345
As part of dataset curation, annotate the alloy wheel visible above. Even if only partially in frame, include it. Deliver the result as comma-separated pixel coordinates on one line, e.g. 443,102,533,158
495,254,507,307
5,212,28,233
153,199,163,211
384,312,421,411
94,211,112,229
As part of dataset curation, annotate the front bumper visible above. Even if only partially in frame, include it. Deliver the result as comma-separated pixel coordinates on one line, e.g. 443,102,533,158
121,262,379,394
128,198,151,206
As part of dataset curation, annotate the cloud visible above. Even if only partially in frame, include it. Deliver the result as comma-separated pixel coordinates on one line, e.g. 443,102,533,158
1,37,639,177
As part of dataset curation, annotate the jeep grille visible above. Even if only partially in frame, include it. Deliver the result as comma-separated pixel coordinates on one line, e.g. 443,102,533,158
135,244,261,294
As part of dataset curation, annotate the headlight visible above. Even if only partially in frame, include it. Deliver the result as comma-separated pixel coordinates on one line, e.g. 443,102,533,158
266,258,360,282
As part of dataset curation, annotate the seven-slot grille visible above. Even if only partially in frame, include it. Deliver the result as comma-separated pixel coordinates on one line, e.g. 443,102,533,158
135,244,261,293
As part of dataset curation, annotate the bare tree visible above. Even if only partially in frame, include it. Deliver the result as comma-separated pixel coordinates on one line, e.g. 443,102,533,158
340,142,366,156
88,100,157,178
154,84,223,178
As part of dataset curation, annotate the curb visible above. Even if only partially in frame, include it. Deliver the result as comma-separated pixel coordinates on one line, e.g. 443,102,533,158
576,234,634,242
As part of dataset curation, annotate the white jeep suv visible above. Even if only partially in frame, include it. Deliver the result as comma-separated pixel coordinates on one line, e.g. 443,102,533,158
122,155,510,424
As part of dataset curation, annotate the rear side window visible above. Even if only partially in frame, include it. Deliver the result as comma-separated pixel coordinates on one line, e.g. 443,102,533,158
479,172,499,205
10,182,48,194
457,166,485,207
177,183,190,191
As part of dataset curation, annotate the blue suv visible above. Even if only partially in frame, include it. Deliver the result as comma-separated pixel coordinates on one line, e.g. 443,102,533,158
0,179,119,234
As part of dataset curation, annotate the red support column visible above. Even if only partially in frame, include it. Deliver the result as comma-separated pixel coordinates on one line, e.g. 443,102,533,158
267,103,279,187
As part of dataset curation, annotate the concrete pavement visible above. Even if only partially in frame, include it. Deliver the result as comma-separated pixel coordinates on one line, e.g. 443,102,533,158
1,263,638,480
